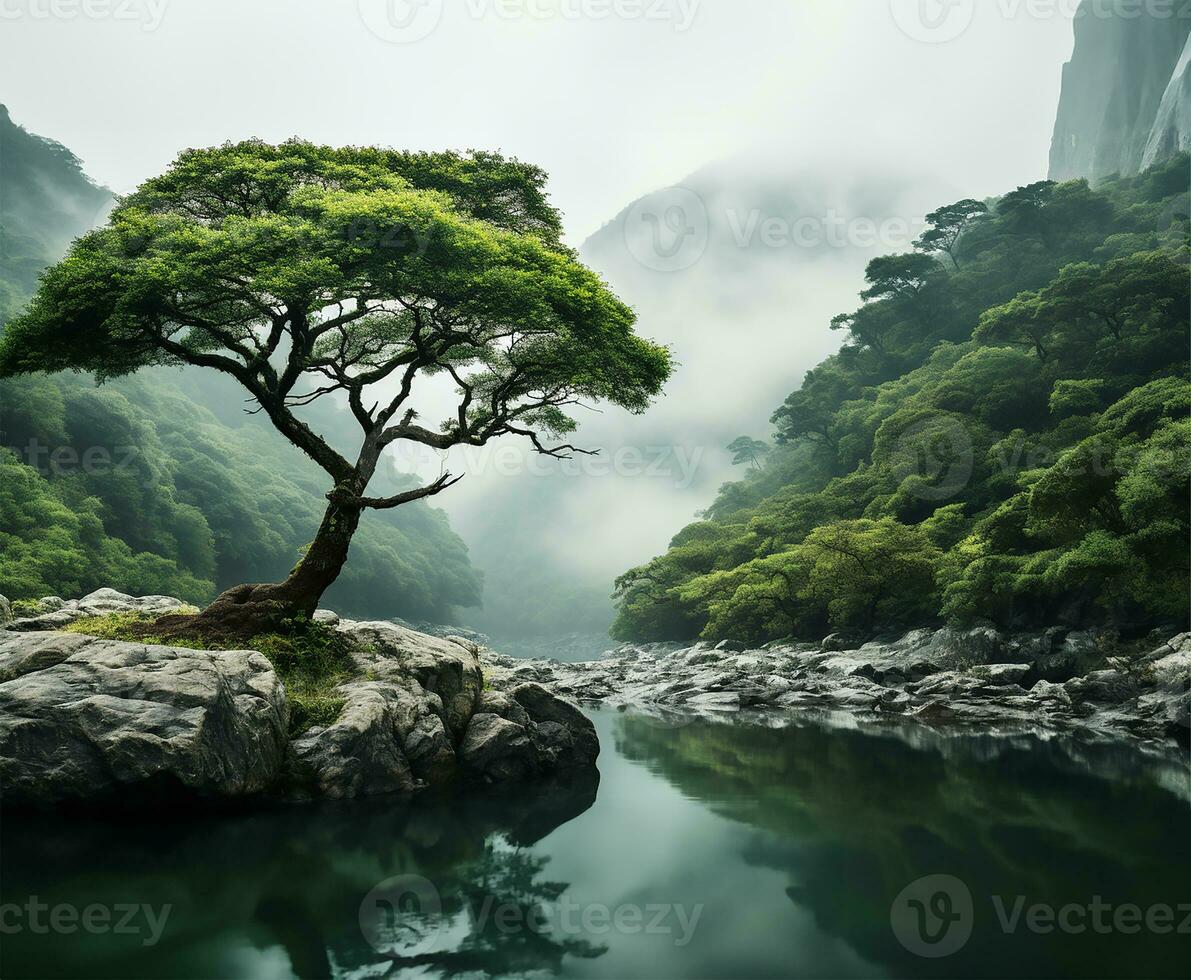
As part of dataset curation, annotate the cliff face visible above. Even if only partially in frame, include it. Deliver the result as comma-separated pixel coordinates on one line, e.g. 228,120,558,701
1049,2,1191,182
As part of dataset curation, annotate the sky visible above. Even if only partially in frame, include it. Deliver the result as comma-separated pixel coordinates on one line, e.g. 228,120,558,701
0,0,1087,634
3,0,1077,242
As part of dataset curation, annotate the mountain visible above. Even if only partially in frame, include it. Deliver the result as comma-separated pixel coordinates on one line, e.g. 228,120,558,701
0,105,481,620
1050,1,1191,182
450,153,953,642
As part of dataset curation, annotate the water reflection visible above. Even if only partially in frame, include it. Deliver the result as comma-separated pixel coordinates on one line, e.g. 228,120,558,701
613,712,1191,979
0,770,600,980
1,711,1188,979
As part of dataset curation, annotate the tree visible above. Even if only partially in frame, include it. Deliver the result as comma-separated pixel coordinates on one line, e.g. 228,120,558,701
0,140,671,636
859,253,940,302
727,436,771,470
913,199,988,269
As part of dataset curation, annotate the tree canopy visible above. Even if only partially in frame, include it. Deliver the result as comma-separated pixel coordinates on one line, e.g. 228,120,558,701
1,140,670,628
613,156,1191,644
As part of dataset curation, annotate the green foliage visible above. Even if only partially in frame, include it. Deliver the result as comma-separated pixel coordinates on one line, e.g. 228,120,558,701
0,111,485,620
0,134,670,618
614,160,1191,643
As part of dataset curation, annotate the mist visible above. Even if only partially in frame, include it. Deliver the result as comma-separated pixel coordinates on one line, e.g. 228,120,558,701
0,0,1082,639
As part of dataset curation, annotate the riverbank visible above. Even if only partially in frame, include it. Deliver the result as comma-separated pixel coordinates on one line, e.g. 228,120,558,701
0,591,598,808
483,626,1190,746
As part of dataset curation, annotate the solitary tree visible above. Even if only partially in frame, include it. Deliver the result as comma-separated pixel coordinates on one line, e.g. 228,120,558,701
0,141,672,636
727,436,770,470
913,198,988,269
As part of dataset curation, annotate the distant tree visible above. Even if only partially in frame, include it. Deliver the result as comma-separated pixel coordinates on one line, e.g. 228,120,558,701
859,253,940,302
974,292,1055,361
913,199,988,269
0,141,671,637
727,436,771,470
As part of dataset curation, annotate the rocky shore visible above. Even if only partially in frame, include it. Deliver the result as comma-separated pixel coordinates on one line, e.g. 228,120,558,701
483,626,1190,745
0,591,598,808
2,591,1187,809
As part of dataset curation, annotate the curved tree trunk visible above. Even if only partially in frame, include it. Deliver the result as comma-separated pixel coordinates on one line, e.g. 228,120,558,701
150,498,363,641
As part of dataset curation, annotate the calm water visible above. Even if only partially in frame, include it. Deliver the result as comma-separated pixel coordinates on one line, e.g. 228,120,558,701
2,709,1189,979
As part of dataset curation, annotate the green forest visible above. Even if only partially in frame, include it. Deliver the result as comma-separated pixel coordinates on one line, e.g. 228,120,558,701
612,158,1191,645
0,106,482,621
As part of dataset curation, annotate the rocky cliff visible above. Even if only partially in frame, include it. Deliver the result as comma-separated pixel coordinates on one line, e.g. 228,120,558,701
1050,1,1191,182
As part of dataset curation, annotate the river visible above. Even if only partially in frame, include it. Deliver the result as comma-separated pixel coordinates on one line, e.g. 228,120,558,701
1,709,1188,979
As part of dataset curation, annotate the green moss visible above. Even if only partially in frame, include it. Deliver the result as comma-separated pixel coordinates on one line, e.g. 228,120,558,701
64,612,354,736
10,599,43,618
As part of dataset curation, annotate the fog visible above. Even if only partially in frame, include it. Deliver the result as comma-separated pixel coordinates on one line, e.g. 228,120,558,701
1,0,1082,637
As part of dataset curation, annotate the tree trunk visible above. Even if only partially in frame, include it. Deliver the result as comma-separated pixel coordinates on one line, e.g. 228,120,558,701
272,499,363,617
148,497,363,642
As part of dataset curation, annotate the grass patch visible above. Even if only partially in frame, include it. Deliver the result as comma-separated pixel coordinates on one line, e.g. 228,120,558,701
10,599,43,618
65,613,354,736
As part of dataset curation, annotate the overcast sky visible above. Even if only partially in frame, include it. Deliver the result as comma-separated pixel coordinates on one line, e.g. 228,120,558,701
4,0,1077,244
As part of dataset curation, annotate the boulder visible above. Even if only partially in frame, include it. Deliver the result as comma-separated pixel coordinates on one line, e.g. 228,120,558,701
0,632,288,807
286,679,433,799
975,664,1032,687
338,620,482,737
0,595,10,627
458,683,599,782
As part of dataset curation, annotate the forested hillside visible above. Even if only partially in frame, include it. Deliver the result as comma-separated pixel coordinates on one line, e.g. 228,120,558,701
613,158,1190,644
0,106,481,620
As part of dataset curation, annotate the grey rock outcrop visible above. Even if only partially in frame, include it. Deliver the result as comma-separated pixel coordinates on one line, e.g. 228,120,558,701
0,595,11,627
483,626,1190,744
0,595,600,808
0,631,289,807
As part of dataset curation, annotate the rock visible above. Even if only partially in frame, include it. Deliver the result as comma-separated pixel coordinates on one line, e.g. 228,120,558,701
338,620,483,738
1065,669,1139,705
821,633,859,652
456,683,599,783
0,632,288,807
36,596,68,613
1,603,601,808
975,664,1032,687
1033,629,1104,681
715,639,747,653
312,609,340,626
0,595,10,627
511,682,600,767
459,713,538,782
